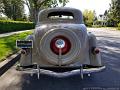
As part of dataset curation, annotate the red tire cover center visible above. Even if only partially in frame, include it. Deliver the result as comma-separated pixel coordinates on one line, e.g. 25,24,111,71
50,36,71,55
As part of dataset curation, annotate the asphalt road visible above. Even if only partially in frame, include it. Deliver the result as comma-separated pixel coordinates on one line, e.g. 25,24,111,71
0,28,120,90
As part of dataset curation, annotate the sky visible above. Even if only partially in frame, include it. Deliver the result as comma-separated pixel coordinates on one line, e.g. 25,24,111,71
25,0,111,16
65,0,111,16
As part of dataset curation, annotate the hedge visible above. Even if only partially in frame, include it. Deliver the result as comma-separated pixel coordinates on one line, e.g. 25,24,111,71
0,20,35,33
118,23,120,30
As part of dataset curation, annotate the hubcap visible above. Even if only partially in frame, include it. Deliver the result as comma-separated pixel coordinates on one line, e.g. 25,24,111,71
50,36,71,55
55,39,65,49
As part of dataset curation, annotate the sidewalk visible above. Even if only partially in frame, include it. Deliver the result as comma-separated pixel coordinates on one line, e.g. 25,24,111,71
0,30,32,38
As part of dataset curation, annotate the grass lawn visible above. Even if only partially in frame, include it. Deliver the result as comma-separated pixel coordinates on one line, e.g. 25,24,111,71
0,31,33,62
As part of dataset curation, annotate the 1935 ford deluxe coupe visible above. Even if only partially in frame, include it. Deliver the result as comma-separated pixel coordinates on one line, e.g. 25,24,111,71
16,7,105,79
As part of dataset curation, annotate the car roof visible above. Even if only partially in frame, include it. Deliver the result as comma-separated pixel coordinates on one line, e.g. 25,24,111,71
38,7,83,24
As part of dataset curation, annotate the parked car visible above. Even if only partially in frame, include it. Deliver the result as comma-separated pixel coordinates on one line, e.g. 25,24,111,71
16,7,105,79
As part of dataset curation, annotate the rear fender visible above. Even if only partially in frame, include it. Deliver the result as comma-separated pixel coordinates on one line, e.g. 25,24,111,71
88,32,102,66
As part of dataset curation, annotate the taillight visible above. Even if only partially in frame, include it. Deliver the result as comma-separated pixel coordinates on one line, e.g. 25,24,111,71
21,49,26,54
92,47,100,54
21,48,30,55
50,36,71,55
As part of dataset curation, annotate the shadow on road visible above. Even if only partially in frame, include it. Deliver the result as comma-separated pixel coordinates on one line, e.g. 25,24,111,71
20,68,120,90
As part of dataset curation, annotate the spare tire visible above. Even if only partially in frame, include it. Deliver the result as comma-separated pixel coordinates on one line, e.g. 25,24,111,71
39,28,81,65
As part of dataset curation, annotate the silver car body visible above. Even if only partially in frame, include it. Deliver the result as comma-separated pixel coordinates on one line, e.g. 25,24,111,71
18,8,105,76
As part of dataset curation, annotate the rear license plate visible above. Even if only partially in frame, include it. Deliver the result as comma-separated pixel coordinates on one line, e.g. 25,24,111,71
16,40,33,48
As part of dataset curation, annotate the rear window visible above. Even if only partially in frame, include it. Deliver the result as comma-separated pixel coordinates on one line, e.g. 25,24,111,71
48,11,74,20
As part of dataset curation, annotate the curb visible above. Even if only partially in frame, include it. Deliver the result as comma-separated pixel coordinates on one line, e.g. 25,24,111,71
0,52,21,76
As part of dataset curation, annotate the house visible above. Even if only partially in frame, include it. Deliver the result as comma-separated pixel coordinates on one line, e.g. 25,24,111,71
97,14,108,26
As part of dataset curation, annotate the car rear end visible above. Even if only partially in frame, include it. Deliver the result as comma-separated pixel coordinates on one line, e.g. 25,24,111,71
16,8,105,79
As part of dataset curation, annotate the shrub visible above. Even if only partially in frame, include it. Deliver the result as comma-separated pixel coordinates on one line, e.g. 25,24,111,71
92,25,102,28
0,17,11,20
85,22,93,27
118,23,120,30
107,19,118,27
0,20,35,33
0,17,7,20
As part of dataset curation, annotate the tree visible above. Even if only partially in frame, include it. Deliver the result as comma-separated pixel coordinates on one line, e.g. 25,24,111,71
24,0,69,23
108,0,120,25
2,0,24,20
83,9,94,27
0,0,4,16
93,10,97,21
104,10,108,16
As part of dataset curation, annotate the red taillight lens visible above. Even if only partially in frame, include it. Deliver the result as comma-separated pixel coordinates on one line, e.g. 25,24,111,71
50,36,71,55
94,48,100,54
21,50,26,54
92,47,100,54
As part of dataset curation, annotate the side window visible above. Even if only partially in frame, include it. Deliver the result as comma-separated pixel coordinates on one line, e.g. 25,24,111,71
48,11,74,20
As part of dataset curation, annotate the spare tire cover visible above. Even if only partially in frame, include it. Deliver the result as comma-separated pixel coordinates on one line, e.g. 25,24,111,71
39,28,81,65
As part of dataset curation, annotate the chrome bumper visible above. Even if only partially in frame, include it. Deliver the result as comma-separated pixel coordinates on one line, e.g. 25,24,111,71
83,66,106,74
16,65,106,77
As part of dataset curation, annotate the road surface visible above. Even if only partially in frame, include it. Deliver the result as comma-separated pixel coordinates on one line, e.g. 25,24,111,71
0,28,120,90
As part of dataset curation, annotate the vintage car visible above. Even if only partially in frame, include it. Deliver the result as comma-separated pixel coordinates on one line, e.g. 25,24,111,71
16,7,105,79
